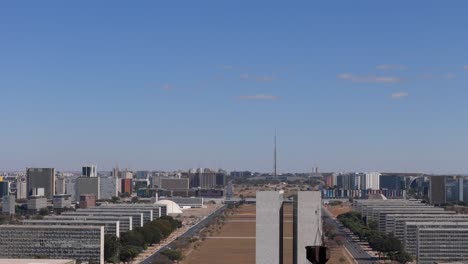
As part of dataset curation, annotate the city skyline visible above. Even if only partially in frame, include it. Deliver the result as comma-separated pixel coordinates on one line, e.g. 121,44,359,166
2,1,468,173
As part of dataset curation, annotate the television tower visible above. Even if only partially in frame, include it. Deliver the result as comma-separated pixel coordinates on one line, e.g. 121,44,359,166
274,130,277,178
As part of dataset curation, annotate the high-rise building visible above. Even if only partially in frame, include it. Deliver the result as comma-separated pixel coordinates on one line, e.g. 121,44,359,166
16,178,27,199
75,177,100,201
361,172,381,190
215,173,227,186
256,191,283,264
55,177,66,195
293,191,322,264
200,172,217,189
2,195,15,214
429,176,446,205
82,165,97,177
0,181,10,197
121,178,132,194
26,168,55,199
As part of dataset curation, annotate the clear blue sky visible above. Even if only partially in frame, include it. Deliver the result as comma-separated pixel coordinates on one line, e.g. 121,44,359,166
1,1,468,173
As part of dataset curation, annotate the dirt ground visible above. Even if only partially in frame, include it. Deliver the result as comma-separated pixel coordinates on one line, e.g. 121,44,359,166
327,246,353,264
182,204,295,264
326,203,352,218
182,203,352,264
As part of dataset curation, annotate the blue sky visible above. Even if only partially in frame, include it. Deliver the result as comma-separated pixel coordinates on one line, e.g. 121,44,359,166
1,1,468,173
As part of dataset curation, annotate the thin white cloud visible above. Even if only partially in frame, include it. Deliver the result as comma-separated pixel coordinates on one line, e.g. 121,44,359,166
376,64,405,70
339,73,403,83
162,84,174,91
240,73,277,82
256,76,276,82
240,73,250,80
443,72,456,79
390,92,409,99
219,65,234,70
236,94,279,101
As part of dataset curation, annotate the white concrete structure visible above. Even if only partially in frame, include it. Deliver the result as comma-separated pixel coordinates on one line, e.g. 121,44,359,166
256,191,283,264
157,199,183,214
27,196,47,211
22,219,121,237
294,191,322,264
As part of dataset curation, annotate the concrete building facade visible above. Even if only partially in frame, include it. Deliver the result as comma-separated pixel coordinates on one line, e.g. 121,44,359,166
2,195,15,214
26,168,55,199
256,191,283,264
0,225,104,264
293,191,322,264
76,177,100,201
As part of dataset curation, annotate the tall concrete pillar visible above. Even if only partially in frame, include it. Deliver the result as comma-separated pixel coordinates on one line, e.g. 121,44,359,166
256,191,283,264
293,191,322,264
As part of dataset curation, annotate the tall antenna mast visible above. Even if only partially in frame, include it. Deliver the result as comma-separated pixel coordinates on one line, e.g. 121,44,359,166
274,130,277,178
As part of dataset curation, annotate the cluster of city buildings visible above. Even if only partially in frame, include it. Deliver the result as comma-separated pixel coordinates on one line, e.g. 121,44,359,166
0,201,170,264
322,172,408,198
0,165,225,263
256,191,323,264
353,199,468,264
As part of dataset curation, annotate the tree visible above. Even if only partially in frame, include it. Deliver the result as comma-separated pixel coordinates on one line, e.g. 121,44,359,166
121,231,145,249
38,208,49,216
104,234,121,263
161,249,183,262
131,197,139,203
394,251,413,263
120,245,140,263
111,196,120,203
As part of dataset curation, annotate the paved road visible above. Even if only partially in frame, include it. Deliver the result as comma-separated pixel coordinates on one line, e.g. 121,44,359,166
140,205,227,264
322,207,377,264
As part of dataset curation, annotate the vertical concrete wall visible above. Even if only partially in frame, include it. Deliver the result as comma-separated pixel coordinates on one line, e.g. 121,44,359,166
293,191,322,264
256,191,283,264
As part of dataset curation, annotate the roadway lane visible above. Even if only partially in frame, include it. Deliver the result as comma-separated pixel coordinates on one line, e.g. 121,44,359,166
322,207,377,264
139,205,227,264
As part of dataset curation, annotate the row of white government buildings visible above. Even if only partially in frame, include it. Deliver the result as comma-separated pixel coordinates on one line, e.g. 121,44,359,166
0,202,173,264
353,199,468,264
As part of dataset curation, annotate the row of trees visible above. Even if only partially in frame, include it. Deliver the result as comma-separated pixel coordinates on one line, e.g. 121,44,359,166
337,212,412,263
104,216,182,263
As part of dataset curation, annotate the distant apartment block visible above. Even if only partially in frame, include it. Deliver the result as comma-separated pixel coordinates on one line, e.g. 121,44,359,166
53,194,72,209
2,195,15,214
121,178,132,194
0,181,10,197
256,191,283,264
0,225,104,264
82,165,97,177
26,168,55,199
160,178,189,190
55,177,66,195
429,176,446,205
76,177,100,201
